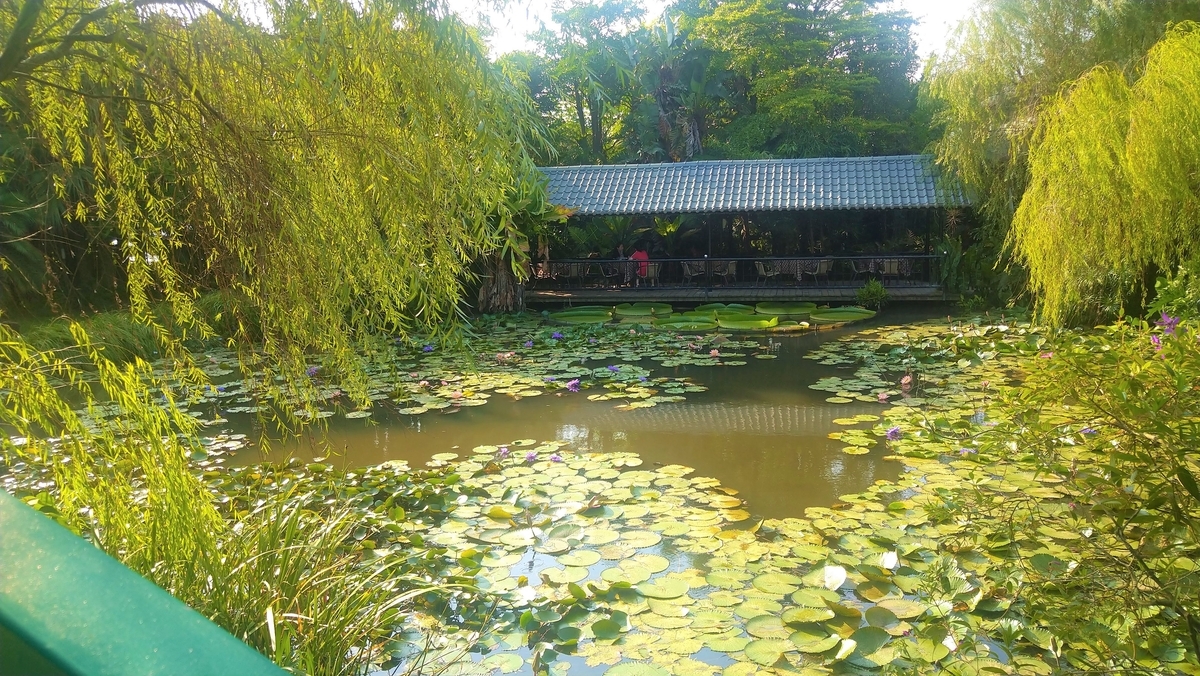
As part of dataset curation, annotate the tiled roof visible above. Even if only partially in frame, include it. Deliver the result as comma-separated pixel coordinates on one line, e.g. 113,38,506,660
539,155,967,215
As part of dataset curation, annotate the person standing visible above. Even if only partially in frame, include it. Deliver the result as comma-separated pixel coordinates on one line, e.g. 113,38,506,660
629,244,649,281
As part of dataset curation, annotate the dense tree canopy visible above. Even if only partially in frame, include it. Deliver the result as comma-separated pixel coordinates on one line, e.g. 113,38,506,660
1,0,549,376
502,0,924,164
922,0,1200,311
1013,24,1200,324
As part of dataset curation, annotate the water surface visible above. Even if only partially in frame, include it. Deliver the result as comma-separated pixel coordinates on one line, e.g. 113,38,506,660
233,306,946,519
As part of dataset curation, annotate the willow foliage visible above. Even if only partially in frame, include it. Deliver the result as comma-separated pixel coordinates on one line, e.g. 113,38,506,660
2,0,548,392
922,0,1200,304
1,0,547,667
1013,24,1200,324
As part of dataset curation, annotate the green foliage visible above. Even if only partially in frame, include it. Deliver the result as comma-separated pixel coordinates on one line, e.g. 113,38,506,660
692,0,922,158
854,279,889,310
2,0,548,386
0,0,552,670
923,0,1200,307
565,216,649,257
1150,260,1200,321
505,0,924,164
810,316,1200,671
20,311,161,363
952,322,1200,668
1012,25,1200,324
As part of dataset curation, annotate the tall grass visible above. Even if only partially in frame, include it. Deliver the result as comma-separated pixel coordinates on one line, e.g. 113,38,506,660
21,311,162,363
170,497,434,676
1,321,432,674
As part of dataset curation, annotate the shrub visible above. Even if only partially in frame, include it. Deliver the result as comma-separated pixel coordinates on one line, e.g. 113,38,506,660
855,279,889,310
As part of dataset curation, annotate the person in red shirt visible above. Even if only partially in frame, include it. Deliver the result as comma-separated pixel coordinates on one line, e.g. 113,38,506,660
629,245,649,279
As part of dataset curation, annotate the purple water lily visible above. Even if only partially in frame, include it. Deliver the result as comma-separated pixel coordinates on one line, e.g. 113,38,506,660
1157,312,1181,336
1081,427,1098,435
566,379,581,392
306,366,319,377
638,376,648,382
544,376,556,382
886,426,902,441
525,451,538,463
498,446,510,458
958,448,976,456
1151,334,1163,351
551,332,563,340
524,340,534,348
422,345,434,353
607,365,620,372
550,453,563,463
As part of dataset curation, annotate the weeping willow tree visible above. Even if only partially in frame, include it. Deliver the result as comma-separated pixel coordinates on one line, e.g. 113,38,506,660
1,0,550,668
3,0,551,386
922,0,1200,305
1012,23,1200,324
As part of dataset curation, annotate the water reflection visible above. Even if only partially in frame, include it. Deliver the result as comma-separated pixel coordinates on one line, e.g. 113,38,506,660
232,307,946,518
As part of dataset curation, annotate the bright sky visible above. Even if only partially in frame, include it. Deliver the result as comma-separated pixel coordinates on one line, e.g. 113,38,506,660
447,0,976,62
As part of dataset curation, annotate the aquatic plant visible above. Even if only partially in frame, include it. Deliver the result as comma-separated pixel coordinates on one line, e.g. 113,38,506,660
854,280,889,311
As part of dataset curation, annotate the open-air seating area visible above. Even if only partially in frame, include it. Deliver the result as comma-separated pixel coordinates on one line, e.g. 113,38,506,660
532,255,937,289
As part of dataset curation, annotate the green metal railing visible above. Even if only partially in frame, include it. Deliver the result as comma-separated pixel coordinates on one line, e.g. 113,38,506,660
0,490,286,676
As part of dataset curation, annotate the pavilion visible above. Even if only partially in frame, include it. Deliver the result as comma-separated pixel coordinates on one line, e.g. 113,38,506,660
532,155,968,302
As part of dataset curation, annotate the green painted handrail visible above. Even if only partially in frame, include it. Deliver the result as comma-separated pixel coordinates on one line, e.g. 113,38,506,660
0,491,286,676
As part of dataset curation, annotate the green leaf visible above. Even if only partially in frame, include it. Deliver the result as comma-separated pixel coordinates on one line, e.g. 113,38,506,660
744,638,792,665
850,627,890,655
592,619,622,640
637,578,689,599
1178,466,1200,501
604,663,669,676
482,653,524,674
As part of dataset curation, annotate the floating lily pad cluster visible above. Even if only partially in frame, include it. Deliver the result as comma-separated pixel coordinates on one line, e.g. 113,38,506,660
378,319,1096,676
548,303,875,335
374,425,1066,676
12,315,1194,674
68,313,786,426
803,321,1042,408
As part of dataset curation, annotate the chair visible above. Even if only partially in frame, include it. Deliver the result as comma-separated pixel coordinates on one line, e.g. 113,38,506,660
565,263,584,287
681,261,705,285
881,259,901,285
754,261,779,286
641,262,661,287
602,263,622,287
805,259,833,285
720,261,738,285
850,259,872,281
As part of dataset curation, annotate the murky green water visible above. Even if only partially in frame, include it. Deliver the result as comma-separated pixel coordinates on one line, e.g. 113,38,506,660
232,306,946,519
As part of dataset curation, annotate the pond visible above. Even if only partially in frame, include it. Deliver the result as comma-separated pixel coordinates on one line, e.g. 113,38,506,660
230,305,948,520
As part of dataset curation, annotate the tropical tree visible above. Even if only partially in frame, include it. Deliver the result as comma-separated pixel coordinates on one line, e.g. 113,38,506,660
691,0,921,158
531,0,643,163
622,13,728,162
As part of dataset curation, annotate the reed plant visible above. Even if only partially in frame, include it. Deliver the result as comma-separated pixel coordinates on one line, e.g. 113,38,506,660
1,321,438,674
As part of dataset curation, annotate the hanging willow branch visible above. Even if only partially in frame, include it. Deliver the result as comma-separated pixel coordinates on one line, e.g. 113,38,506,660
1011,22,1200,324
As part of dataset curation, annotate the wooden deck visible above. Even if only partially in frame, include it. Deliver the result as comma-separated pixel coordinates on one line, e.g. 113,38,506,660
527,283,946,304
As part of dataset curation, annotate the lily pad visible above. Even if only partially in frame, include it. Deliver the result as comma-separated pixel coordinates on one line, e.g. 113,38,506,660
638,578,690,599
744,638,792,666
605,664,669,676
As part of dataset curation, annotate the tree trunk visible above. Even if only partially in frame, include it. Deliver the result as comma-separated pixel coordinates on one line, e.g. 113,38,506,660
589,95,606,162
478,254,525,314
